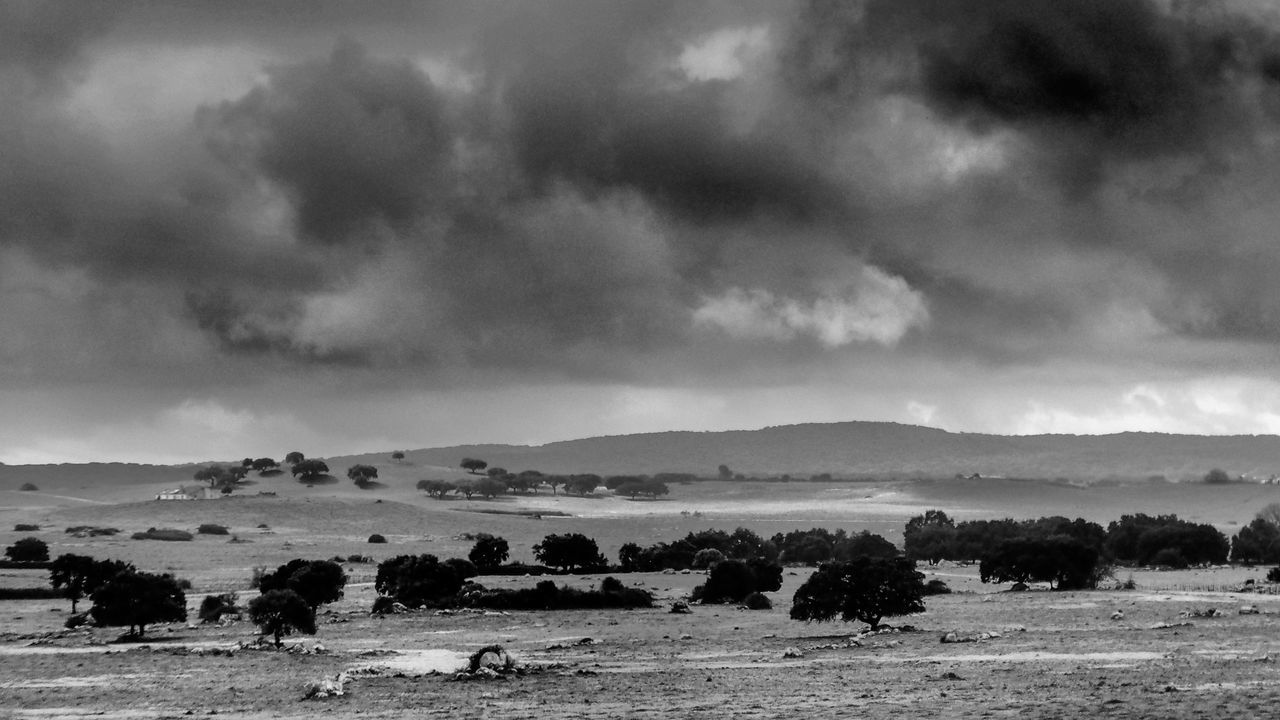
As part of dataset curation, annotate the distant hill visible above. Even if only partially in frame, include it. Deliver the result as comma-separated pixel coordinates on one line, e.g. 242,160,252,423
8,422,1280,487
333,422,1280,482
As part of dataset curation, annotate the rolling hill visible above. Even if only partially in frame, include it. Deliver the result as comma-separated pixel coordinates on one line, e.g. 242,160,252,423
7,422,1280,488
337,421,1280,482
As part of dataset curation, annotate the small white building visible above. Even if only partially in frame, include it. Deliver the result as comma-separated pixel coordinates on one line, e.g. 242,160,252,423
156,486,218,501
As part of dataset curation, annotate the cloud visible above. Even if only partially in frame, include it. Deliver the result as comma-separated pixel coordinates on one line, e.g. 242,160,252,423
694,265,928,347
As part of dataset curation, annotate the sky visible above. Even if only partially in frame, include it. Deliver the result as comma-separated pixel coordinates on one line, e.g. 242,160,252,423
7,0,1280,464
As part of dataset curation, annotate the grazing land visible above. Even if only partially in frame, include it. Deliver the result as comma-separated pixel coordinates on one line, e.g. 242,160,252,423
4,464,1280,718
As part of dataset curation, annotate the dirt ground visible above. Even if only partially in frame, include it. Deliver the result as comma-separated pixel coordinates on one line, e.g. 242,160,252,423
3,564,1280,719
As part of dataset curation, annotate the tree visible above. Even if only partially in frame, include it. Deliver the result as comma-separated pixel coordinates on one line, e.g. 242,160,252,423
256,559,346,609
694,558,783,604
1232,518,1280,564
1204,468,1232,484
790,557,926,630
533,533,607,572
718,464,732,480
251,457,279,473
5,537,48,562
416,479,455,498
618,542,643,571
979,537,1103,590
285,451,305,466
692,548,725,570
89,571,187,637
291,458,329,481
1259,503,1280,528
49,555,134,613
391,451,405,462
460,458,488,475
564,474,601,496
347,464,378,488
454,481,477,499
375,554,466,608
469,535,509,569
475,477,507,499
545,475,565,495
834,531,900,562
248,589,316,647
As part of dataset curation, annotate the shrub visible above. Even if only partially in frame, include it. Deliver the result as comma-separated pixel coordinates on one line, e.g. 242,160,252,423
695,559,784,604
89,571,187,637
5,537,49,562
346,554,372,563
197,524,229,536
979,536,1105,590
742,592,772,610
1151,548,1189,569
131,528,193,542
1267,567,1280,584
459,578,654,611
0,587,63,599
19,482,37,492
600,576,625,593
791,557,926,630
923,579,952,595
375,554,466,608
198,593,241,623
444,558,479,580
368,534,387,544
691,548,726,570
13,524,38,532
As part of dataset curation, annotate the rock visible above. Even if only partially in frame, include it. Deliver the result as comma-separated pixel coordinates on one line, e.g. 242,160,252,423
1240,605,1260,615
1009,582,1029,592
669,602,691,614
302,673,347,699
1110,610,1125,620
782,647,804,658
679,633,693,640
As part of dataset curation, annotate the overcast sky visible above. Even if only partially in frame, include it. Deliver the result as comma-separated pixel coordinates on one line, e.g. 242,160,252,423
6,0,1280,464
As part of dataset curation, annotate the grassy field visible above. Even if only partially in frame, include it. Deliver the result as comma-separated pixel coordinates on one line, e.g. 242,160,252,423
3,471,1280,718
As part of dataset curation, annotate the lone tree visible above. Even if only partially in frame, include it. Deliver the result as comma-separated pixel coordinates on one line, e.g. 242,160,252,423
5,537,49,562
461,458,488,475
285,451,305,466
49,555,135,612
251,458,279,473
256,559,346,609
533,533,607,572
469,535,510,569
391,451,406,462
790,556,926,631
89,570,187,638
291,459,330,482
347,464,379,488
248,589,316,647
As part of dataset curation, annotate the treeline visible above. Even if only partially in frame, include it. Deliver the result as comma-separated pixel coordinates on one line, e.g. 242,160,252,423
417,469,673,500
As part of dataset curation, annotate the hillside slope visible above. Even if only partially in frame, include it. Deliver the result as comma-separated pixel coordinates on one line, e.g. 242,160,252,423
336,422,1280,481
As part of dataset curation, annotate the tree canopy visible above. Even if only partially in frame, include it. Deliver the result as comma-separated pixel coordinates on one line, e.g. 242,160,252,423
468,535,510,569
248,589,316,647
790,556,925,630
460,458,488,474
347,464,379,487
49,555,135,613
533,533,607,572
291,458,330,481
89,570,187,637
5,536,48,562
256,559,346,609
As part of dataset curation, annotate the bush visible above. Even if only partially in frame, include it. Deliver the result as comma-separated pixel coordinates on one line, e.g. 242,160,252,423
0,587,63,600
980,536,1105,590
5,537,49,562
1151,548,1189,569
923,579,952,595
368,534,387,544
691,548,726,570
459,578,654,611
600,576,625,593
1267,567,1280,584
375,554,466,608
346,554,372,563
50,555,135,612
198,593,241,623
444,558,479,580
694,559,783,604
131,528,193,542
742,592,772,610
19,482,37,492
197,524,229,535
13,524,38,532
